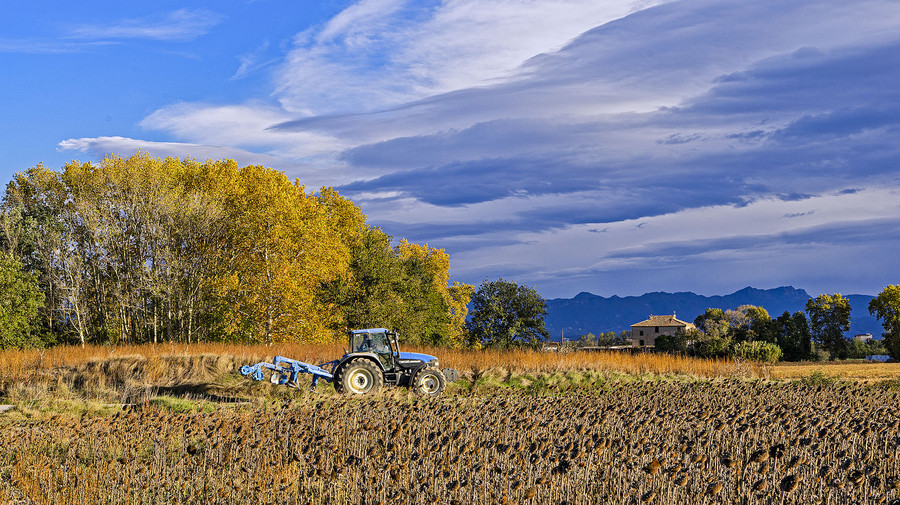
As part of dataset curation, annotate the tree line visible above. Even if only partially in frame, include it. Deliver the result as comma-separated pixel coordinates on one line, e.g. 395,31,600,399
652,290,900,361
0,154,473,349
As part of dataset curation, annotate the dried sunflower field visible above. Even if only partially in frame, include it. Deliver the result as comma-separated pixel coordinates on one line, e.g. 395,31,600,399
2,379,899,505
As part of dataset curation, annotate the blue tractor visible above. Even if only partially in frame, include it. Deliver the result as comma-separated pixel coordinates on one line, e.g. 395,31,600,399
239,328,458,397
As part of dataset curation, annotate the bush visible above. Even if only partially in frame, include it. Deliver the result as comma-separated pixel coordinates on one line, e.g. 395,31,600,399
810,343,831,362
731,341,783,363
693,334,731,358
0,253,47,349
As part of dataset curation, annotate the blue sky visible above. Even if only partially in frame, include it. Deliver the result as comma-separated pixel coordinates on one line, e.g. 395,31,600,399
3,0,900,299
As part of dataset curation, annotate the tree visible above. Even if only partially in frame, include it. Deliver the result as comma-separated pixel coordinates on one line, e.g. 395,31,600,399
655,327,695,353
215,164,351,344
869,285,900,360
805,293,852,360
0,252,47,349
694,308,730,339
575,332,597,348
774,311,812,361
465,279,549,349
3,154,470,346
318,228,473,347
395,240,473,346
847,337,886,360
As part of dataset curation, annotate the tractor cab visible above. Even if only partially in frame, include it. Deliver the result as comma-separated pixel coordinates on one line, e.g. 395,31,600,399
348,328,397,369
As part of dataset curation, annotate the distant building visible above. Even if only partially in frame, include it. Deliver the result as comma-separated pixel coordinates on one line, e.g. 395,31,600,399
631,314,696,347
853,333,874,343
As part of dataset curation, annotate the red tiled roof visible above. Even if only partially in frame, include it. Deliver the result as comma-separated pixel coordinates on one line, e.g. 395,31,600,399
631,314,696,328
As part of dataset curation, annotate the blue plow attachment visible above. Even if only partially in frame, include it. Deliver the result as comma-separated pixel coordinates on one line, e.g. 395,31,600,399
240,356,336,389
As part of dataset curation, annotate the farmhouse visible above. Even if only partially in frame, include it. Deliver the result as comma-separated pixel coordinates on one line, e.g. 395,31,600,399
853,333,873,343
631,314,696,347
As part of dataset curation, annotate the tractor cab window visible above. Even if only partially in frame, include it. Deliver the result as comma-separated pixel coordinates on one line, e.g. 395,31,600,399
351,333,369,353
368,332,392,354
351,331,395,368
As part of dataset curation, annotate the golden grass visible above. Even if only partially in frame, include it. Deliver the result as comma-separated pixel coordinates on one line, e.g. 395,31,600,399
0,342,755,385
770,360,900,382
422,346,764,378
0,343,767,410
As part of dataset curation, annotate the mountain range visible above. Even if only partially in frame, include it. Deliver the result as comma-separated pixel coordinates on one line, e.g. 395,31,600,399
545,286,879,341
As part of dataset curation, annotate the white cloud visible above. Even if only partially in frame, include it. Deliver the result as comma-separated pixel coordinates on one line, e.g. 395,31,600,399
274,0,666,114
58,136,280,168
56,136,354,190
66,9,223,42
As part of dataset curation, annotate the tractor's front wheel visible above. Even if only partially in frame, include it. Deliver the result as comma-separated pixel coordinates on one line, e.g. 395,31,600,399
339,359,384,395
412,367,446,397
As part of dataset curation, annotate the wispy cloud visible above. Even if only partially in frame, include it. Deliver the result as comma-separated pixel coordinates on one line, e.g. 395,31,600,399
66,9,224,42
231,40,278,80
0,9,224,54
0,38,111,54
275,0,664,114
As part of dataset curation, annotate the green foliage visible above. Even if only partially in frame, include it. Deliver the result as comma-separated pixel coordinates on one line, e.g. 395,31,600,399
575,332,597,348
805,293,852,360
0,252,47,349
692,332,731,358
599,331,630,347
318,229,473,347
654,328,695,353
847,337,886,359
731,341,782,363
466,278,549,349
869,284,900,360
694,305,775,344
774,311,812,361
797,370,839,386
694,308,729,338
575,331,628,348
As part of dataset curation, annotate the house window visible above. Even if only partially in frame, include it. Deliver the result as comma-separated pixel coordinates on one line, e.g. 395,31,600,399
639,330,644,336
639,339,645,346
655,326,659,333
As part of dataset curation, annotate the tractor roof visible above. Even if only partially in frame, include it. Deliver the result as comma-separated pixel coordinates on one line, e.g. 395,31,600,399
349,328,389,334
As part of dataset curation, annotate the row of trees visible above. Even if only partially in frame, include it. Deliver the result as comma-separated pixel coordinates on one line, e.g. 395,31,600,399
654,290,900,361
0,154,473,349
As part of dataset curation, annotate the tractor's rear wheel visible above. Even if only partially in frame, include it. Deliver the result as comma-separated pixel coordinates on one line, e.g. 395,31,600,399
339,359,383,395
412,367,446,397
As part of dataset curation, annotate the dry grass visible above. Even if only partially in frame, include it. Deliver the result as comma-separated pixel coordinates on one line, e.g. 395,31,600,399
0,343,756,396
0,343,749,380
770,360,900,382
0,343,765,415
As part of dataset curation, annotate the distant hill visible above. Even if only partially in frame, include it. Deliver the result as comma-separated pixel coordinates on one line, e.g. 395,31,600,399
545,287,879,341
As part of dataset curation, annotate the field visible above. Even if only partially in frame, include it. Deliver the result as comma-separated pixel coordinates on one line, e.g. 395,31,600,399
770,361,900,382
1,345,899,504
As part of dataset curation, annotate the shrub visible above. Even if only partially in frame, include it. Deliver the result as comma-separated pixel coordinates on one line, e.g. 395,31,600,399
731,341,782,363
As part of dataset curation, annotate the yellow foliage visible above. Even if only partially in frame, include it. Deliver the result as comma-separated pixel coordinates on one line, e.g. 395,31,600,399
4,153,467,347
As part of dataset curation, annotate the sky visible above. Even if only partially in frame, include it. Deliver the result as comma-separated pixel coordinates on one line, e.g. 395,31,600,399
2,0,900,299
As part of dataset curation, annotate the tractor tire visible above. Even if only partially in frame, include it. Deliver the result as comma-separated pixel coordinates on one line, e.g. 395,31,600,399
333,367,346,394
339,359,384,395
412,367,446,397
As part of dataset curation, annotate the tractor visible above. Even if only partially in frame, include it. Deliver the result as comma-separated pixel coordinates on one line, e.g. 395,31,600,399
239,328,458,397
